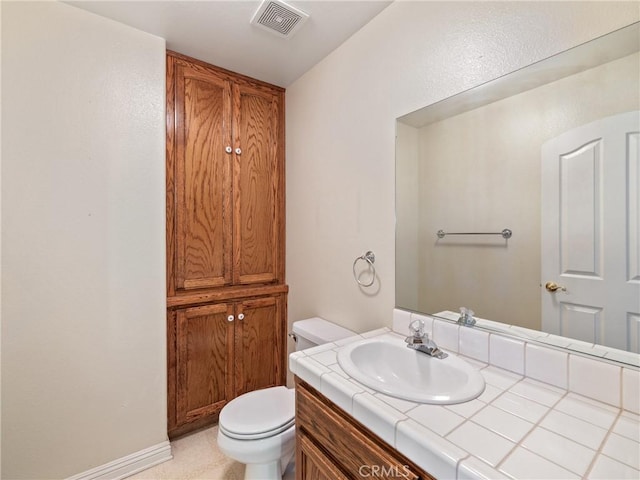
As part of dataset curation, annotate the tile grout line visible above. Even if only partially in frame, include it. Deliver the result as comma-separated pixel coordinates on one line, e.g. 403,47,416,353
581,411,619,480
491,376,567,474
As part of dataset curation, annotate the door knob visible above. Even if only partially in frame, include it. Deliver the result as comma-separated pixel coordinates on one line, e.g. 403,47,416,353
235,148,242,155
225,146,232,153
227,315,234,322
545,281,566,293
237,313,245,320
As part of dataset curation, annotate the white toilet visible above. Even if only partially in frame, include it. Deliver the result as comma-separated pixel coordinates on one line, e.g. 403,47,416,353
217,317,355,480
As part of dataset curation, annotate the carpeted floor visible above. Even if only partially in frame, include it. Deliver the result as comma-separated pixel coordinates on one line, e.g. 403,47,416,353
128,425,244,479
128,424,295,480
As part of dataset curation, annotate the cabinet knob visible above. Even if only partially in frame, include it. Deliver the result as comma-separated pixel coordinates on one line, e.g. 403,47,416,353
237,313,245,320
227,315,234,322
225,146,232,154
235,148,242,155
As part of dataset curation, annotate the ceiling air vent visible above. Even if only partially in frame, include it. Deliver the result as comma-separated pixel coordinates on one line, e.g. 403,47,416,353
250,0,309,38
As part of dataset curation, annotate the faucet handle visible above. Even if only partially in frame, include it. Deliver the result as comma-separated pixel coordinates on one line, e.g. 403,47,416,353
458,307,476,326
460,307,474,317
408,319,425,339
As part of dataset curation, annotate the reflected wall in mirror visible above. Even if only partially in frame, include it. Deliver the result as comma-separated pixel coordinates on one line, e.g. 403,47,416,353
396,23,640,357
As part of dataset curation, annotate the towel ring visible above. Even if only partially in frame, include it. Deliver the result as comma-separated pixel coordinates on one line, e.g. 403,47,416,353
353,251,376,287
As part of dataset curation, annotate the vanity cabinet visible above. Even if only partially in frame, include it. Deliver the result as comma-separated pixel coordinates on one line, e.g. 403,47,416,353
168,293,286,436
295,379,434,480
166,51,287,438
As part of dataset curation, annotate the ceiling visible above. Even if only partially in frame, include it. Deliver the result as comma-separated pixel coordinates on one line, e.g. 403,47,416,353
66,0,393,87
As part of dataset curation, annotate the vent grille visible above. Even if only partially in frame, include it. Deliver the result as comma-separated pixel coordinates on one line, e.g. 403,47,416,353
251,0,309,38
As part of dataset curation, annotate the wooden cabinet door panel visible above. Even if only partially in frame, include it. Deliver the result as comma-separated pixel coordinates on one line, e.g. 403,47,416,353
175,63,233,291
297,382,424,480
297,433,349,480
176,303,234,424
234,295,283,396
232,83,281,285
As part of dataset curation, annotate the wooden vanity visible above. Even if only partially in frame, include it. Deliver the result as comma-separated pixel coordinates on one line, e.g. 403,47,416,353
291,325,640,480
295,378,435,480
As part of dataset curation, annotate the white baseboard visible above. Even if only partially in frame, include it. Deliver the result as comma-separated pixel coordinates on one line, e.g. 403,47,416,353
66,441,173,480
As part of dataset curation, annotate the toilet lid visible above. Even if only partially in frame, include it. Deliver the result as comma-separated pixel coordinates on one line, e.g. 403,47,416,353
219,386,295,440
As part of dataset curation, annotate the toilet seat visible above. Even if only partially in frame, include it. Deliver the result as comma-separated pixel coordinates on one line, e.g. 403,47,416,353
220,417,295,440
219,386,295,440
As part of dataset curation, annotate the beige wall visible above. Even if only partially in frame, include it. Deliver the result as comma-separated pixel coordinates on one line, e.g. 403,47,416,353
1,2,166,478
286,2,640,336
408,52,639,331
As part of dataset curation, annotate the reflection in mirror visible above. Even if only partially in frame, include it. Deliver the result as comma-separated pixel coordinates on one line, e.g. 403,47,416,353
396,23,640,363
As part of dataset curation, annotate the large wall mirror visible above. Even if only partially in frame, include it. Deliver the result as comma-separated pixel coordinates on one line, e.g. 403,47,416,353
396,22,640,365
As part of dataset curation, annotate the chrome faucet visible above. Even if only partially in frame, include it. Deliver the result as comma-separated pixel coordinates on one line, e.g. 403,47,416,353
404,319,448,359
457,307,476,327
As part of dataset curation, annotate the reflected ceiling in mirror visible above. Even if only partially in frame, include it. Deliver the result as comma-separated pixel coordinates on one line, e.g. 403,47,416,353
395,22,640,365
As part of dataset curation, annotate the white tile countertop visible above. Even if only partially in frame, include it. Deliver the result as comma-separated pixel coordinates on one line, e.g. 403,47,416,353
289,317,640,480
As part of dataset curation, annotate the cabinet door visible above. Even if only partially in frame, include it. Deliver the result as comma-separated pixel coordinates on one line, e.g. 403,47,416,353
296,382,424,480
176,303,235,425
174,61,233,292
232,83,283,285
297,433,349,480
234,295,284,396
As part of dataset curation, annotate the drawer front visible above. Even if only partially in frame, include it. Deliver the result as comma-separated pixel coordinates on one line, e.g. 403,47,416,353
296,380,430,480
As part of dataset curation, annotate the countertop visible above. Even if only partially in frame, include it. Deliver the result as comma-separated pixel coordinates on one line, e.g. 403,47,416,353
290,328,640,480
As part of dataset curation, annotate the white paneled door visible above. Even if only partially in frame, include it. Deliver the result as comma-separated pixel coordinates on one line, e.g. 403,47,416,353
541,111,640,352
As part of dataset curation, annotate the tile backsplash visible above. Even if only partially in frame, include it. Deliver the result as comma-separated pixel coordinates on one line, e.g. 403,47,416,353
393,308,640,414
524,343,568,389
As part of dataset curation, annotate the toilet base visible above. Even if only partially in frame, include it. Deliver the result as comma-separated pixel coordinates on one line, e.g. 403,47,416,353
244,461,280,480
217,424,296,480
244,452,294,480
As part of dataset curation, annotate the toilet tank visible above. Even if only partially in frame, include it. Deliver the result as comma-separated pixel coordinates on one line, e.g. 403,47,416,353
292,317,355,351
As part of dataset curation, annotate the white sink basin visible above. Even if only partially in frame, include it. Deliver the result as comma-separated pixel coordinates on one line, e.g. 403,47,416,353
337,335,485,404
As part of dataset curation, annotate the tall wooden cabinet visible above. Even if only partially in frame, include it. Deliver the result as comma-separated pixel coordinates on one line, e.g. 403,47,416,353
166,51,287,438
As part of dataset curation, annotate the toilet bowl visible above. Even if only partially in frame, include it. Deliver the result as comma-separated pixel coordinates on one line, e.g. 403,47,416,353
217,317,355,480
217,386,296,480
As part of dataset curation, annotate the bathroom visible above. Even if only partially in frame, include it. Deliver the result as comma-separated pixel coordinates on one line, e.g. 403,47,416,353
2,1,639,479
